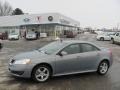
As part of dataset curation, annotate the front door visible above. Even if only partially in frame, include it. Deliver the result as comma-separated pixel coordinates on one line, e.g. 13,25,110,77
55,43,81,75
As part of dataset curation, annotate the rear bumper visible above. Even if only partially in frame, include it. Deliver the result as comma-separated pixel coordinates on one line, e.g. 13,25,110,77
26,37,36,40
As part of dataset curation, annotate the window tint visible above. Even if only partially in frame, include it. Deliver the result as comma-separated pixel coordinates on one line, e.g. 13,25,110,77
80,43,99,53
62,44,80,54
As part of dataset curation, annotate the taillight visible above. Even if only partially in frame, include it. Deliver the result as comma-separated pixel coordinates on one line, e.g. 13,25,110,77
109,49,112,56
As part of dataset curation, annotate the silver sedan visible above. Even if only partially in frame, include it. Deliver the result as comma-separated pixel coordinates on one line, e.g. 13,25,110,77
8,40,113,82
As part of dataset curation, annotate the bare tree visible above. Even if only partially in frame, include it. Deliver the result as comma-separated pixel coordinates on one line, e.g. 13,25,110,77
0,1,13,16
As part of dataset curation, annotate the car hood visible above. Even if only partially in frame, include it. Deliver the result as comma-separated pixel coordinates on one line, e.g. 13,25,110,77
26,34,35,36
9,35,18,37
97,35,105,37
109,35,114,37
13,50,47,60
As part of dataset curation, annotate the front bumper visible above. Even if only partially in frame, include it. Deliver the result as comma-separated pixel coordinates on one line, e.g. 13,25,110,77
26,36,36,40
9,37,19,40
8,64,35,78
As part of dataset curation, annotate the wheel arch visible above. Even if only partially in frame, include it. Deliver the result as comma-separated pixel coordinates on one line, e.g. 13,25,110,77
111,37,114,40
31,63,53,77
100,37,104,40
99,59,110,68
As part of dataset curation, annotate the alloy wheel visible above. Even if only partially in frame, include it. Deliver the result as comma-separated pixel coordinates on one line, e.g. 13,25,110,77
35,67,50,82
98,61,109,75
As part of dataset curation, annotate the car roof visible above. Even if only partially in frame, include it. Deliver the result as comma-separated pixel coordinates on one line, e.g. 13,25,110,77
55,40,101,50
55,40,94,45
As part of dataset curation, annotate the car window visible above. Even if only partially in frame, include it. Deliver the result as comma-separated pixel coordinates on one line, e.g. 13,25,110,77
116,33,119,36
28,32,35,34
80,43,99,53
10,33,18,35
106,34,110,36
62,44,80,55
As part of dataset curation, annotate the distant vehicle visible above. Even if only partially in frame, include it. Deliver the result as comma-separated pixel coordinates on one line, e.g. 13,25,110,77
96,33,111,41
26,32,37,40
8,33,19,40
111,32,120,44
64,30,77,38
0,39,3,49
0,32,8,40
84,32,90,35
9,40,113,82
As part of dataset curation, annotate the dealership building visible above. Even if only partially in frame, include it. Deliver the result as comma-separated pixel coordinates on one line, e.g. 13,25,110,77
0,13,80,37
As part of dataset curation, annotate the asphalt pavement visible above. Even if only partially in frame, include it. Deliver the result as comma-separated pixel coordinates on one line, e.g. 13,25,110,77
0,34,120,90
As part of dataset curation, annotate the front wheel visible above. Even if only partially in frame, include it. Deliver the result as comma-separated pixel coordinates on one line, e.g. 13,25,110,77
32,65,51,82
100,37,104,41
97,61,109,75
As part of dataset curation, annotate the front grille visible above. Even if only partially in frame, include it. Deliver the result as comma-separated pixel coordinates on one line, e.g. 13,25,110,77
10,70,24,75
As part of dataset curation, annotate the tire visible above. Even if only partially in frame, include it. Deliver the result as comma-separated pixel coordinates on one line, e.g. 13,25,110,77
100,37,104,41
31,65,51,82
0,43,2,49
97,61,109,75
111,38,114,44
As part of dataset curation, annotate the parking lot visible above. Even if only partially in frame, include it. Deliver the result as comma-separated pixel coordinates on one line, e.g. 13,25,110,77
0,34,120,90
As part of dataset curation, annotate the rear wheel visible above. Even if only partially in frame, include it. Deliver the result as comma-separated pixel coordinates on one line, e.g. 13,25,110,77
100,37,104,41
32,65,51,82
97,61,109,75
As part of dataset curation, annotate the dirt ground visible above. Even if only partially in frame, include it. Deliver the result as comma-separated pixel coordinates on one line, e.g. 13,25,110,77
0,34,120,90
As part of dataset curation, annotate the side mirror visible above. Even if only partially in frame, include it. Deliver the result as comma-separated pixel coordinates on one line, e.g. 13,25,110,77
59,51,68,56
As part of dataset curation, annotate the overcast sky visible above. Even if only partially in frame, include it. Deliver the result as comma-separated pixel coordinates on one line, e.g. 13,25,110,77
1,0,120,29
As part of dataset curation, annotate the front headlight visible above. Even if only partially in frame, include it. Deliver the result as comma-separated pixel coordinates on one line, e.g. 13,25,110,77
14,59,31,65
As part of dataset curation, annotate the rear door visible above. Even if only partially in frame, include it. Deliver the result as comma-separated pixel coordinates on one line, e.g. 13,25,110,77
77,43,100,71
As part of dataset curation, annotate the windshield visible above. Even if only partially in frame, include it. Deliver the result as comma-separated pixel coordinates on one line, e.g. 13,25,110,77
9,33,18,35
27,32,35,34
108,32,116,35
38,42,67,55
